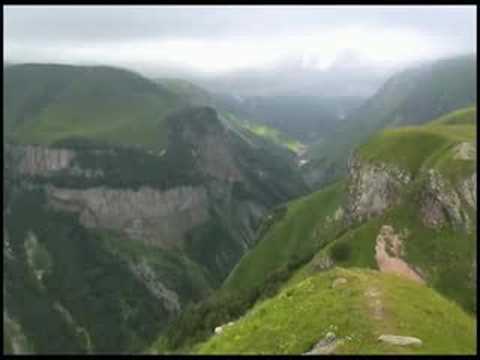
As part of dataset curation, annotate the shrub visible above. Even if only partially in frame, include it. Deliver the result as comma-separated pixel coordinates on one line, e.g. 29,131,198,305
330,241,352,262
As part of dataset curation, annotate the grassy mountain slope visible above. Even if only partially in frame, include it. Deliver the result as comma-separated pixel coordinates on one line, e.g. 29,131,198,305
357,108,476,182
197,268,476,355
153,107,476,354
4,64,183,151
220,112,304,153
228,106,476,311
306,54,476,187
223,181,345,292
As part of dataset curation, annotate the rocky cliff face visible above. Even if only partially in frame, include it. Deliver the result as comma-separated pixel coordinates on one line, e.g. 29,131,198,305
3,106,306,354
345,154,411,223
46,185,210,249
344,153,475,231
340,148,476,305
374,225,424,284
420,169,474,231
16,145,75,175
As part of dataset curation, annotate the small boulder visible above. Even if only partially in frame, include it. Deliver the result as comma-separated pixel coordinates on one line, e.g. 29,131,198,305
378,335,422,346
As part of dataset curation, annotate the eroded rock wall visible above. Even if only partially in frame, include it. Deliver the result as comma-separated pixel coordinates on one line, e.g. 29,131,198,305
46,185,210,248
345,154,411,223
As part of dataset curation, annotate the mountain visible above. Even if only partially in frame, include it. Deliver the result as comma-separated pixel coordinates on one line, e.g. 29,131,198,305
3,65,308,353
156,78,305,153
3,63,184,151
153,106,476,354
157,77,362,145
228,106,477,311
183,52,395,98
3,56,477,355
304,54,477,188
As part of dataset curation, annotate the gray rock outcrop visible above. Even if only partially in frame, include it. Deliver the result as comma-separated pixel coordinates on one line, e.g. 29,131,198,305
46,185,210,248
17,145,75,175
304,332,340,355
129,259,181,314
345,154,411,223
420,169,474,231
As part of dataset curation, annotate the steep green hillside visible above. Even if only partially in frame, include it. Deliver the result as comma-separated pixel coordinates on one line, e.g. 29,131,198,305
220,112,304,153
4,64,183,150
151,107,476,355
358,113,476,181
197,268,476,355
223,181,345,292
228,107,476,311
306,54,476,187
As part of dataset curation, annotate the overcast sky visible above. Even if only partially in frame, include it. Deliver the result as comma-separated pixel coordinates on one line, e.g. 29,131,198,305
4,5,477,75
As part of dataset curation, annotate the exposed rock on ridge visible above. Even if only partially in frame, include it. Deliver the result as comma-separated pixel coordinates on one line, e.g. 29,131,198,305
345,154,411,223
374,225,424,284
17,145,75,175
420,169,475,231
46,185,209,248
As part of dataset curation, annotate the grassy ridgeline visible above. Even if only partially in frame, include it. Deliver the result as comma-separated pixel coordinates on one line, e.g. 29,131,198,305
156,106,477,354
4,64,184,151
197,268,476,355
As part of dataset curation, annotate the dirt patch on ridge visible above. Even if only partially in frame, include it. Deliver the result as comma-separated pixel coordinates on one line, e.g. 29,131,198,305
374,225,424,284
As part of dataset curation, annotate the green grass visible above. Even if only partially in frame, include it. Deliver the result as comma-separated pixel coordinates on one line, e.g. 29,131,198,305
4,64,183,151
197,268,476,355
223,181,346,293
192,106,478,355
12,93,178,151
241,122,304,153
224,106,477,319
357,107,476,181
221,112,304,153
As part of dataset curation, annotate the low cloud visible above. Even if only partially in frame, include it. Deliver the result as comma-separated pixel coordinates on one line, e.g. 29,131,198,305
4,5,476,74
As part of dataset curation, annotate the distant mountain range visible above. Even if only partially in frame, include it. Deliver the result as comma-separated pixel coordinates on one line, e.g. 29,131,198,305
304,54,477,188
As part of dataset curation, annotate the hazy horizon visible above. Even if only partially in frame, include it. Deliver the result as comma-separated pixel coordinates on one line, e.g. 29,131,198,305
4,5,476,75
